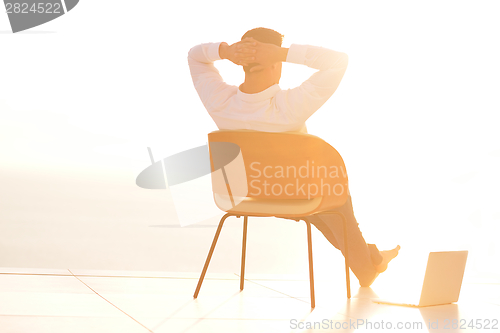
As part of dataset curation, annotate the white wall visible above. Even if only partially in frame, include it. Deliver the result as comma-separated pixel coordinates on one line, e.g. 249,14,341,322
1,0,499,275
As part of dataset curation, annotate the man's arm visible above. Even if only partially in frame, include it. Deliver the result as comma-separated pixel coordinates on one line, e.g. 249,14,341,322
188,41,257,110
245,39,348,125
280,44,348,125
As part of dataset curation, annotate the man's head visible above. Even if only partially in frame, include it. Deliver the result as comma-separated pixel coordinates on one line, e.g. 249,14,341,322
241,27,283,77
241,27,283,48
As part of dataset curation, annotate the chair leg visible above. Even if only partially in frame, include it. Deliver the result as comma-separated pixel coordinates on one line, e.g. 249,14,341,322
316,211,351,299
342,215,351,299
240,216,248,290
193,213,231,298
304,218,315,308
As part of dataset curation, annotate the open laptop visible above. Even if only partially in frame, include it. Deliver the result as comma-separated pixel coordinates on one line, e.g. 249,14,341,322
372,251,468,307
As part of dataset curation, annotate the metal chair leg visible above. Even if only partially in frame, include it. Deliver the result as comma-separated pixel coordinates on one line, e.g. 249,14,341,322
193,213,231,298
240,216,248,290
342,215,351,299
313,211,351,299
304,218,315,308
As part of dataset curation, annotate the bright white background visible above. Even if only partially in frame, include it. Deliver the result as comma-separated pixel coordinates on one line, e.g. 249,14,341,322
1,0,499,277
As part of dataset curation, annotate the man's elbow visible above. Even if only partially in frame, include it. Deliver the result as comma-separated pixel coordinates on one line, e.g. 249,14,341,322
187,46,197,61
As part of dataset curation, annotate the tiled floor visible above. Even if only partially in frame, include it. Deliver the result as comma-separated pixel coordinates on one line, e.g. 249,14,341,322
0,267,499,333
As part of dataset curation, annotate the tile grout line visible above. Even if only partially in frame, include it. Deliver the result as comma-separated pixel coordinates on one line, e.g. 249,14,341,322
0,272,244,280
67,269,154,333
0,272,316,282
0,272,73,277
180,292,243,333
149,299,195,332
235,273,310,305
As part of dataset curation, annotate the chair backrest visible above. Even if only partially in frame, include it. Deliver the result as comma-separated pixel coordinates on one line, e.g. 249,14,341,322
208,130,349,212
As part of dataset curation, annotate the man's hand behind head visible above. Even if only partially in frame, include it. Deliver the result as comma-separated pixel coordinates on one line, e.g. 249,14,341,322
219,40,258,67
241,38,289,73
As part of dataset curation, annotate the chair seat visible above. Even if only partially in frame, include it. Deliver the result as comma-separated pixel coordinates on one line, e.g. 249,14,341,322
214,194,323,217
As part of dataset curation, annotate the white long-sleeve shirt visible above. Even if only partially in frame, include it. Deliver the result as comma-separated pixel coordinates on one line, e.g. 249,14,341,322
188,42,348,133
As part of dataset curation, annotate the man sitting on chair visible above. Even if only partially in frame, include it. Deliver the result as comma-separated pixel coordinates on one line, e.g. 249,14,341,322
188,27,399,287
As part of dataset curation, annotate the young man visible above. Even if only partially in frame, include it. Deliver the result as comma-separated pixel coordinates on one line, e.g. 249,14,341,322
188,27,399,287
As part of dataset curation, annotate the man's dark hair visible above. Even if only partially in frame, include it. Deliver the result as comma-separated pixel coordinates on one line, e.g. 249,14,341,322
241,27,283,73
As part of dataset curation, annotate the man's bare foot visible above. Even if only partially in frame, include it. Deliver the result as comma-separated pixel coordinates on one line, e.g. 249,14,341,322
374,245,401,273
359,245,401,287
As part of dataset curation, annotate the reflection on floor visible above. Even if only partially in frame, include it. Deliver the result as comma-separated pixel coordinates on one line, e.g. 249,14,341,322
0,267,498,333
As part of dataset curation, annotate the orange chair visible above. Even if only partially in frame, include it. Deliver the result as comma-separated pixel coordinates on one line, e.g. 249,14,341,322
193,130,351,308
